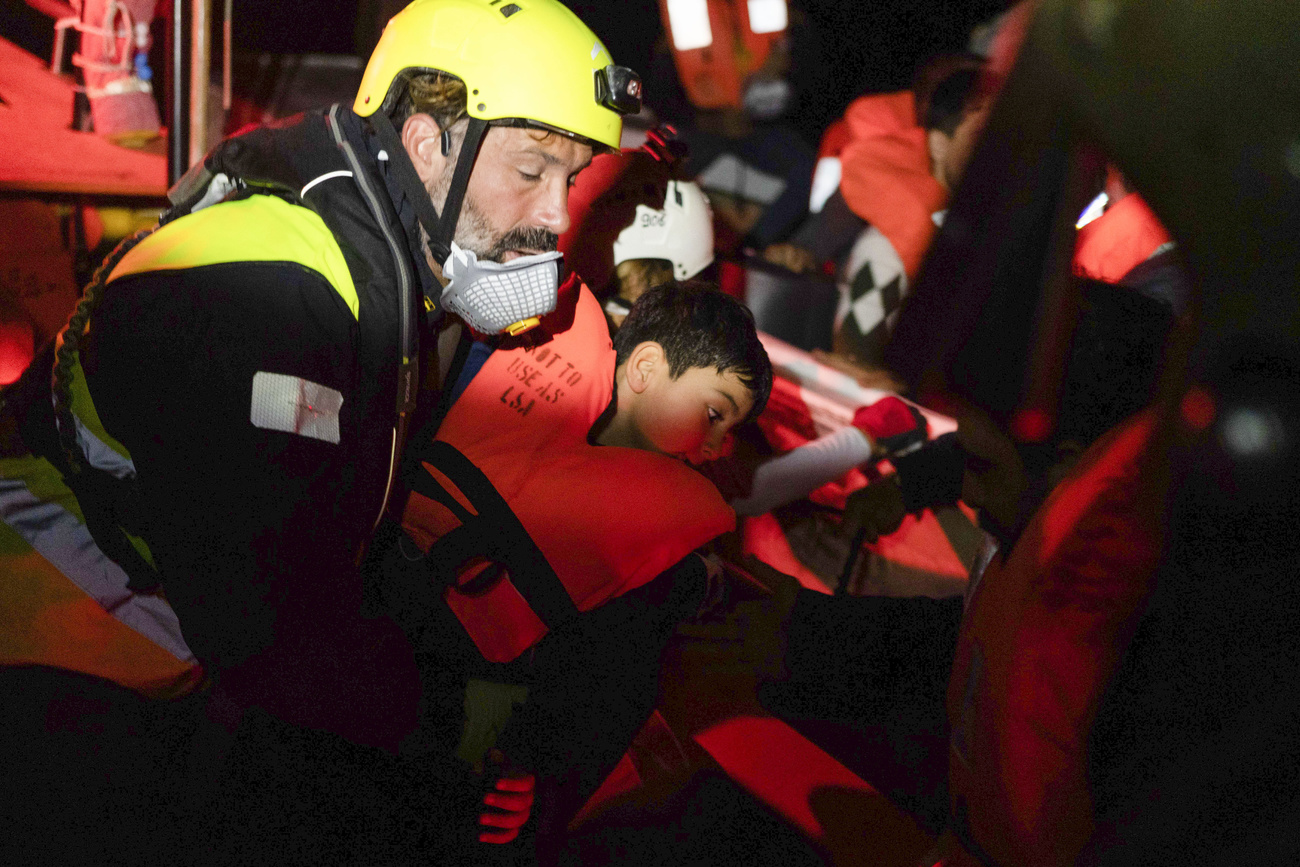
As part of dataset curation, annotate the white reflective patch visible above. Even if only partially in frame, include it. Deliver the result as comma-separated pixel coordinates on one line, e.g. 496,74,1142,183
747,0,787,34
1076,191,1109,228
808,156,842,213
300,170,354,198
695,153,786,206
250,372,343,444
666,0,713,50
192,172,239,213
70,410,137,480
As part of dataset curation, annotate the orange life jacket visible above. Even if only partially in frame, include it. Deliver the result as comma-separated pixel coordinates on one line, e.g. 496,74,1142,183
946,410,1163,865
658,0,786,111
1073,192,1173,284
837,92,949,281
401,285,735,663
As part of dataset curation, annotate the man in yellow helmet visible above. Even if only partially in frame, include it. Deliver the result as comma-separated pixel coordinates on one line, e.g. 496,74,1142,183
7,1,645,862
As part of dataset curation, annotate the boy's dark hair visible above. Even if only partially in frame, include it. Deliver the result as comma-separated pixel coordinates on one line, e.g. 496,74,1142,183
914,53,986,136
614,281,773,423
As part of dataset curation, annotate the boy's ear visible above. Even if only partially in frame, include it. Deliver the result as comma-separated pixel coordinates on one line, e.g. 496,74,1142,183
626,341,664,395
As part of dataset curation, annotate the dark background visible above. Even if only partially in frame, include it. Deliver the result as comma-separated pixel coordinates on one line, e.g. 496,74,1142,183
1,0,1009,147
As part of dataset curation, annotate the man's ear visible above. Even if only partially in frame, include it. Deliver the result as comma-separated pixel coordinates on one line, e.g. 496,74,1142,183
927,128,951,188
626,341,664,395
401,113,449,191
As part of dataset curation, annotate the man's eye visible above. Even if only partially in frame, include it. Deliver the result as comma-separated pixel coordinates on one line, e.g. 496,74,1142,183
707,407,722,423
519,170,541,182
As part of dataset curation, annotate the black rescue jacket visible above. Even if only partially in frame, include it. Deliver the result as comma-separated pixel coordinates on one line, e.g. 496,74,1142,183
57,105,428,748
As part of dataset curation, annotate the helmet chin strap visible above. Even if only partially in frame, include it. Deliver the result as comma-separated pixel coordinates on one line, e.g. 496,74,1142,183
369,109,489,285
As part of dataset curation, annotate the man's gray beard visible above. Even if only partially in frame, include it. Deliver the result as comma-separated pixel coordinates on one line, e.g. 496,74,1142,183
453,197,559,263
428,148,559,263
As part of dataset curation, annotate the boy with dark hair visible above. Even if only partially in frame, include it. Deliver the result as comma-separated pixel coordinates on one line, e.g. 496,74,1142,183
595,281,772,461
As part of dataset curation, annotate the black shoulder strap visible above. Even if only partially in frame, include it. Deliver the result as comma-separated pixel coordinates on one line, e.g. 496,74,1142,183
404,439,580,632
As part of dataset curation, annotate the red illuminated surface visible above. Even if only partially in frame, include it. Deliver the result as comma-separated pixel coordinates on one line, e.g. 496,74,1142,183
1011,407,1054,443
694,716,934,864
1180,386,1216,431
0,319,35,385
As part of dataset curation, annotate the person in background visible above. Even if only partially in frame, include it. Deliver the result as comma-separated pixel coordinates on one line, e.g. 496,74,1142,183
558,128,716,332
764,53,991,369
651,0,816,250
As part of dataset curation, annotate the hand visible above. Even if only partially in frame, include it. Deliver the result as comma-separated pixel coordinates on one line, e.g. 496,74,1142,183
852,396,928,459
478,749,535,844
842,475,908,544
762,243,819,274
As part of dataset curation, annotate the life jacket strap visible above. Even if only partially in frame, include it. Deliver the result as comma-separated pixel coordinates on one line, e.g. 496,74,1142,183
406,439,580,632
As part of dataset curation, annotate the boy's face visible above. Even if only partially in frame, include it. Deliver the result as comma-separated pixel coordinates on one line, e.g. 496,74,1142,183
631,364,755,464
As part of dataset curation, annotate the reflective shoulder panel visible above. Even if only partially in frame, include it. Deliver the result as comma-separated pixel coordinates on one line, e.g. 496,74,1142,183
0,454,197,693
111,195,360,320
65,352,134,468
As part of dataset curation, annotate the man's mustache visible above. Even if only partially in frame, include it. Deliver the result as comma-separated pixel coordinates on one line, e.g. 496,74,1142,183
483,226,559,261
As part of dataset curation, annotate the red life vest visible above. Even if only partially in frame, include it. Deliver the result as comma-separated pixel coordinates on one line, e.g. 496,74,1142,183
837,92,949,281
946,410,1163,865
657,0,787,111
401,284,735,663
1073,192,1173,283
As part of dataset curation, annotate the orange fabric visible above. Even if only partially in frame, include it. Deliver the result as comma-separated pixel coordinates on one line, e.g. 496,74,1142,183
946,410,1162,865
1072,192,1173,283
402,285,734,663
659,0,784,110
0,545,200,698
837,92,948,280
816,117,852,161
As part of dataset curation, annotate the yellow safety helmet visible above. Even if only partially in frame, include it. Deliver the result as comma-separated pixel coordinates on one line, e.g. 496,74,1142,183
354,0,640,150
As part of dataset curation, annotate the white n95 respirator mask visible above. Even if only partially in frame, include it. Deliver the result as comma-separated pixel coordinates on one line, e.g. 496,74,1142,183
440,242,563,336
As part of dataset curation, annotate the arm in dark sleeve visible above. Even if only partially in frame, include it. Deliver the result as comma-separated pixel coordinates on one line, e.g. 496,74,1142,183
82,263,419,748
497,553,709,827
788,188,870,265
891,432,966,515
760,588,964,833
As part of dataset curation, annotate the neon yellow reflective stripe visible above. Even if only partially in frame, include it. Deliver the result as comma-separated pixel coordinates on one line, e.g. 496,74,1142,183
0,452,157,569
111,195,360,320
0,454,86,525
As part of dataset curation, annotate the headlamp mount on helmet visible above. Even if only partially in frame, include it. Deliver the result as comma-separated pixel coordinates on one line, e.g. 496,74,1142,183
595,65,643,117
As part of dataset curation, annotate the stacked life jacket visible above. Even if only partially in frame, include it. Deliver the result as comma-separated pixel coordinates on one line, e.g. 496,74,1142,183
657,0,787,112
944,410,1163,865
401,285,735,664
24,105,426,749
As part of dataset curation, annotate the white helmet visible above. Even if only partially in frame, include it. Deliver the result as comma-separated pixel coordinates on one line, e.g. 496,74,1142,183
612,179,714,280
